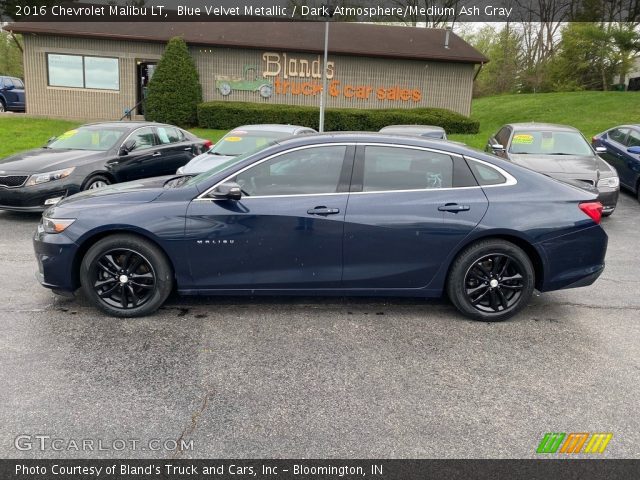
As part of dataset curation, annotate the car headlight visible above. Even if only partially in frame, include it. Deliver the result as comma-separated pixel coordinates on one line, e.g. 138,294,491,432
597,176,619,188
25,167,75,187
42,217,76,234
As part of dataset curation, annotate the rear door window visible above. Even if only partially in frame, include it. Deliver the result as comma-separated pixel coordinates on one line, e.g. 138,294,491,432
627,129,640,148
361,146,454,191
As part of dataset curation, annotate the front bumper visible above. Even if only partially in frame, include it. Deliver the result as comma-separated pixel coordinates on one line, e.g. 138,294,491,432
33,223,80,293
0,179,80,212
596,187,619,213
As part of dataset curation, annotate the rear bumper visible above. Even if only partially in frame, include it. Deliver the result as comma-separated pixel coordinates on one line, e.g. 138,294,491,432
537,224,608,292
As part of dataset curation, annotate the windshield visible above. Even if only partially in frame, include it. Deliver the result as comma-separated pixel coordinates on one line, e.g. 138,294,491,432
48,127,128,151
183,141,278,187
209,130,291,156
509,130,593,156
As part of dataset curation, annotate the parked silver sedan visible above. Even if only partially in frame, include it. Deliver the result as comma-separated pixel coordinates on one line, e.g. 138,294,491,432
487,123,619,216
177,124,316,175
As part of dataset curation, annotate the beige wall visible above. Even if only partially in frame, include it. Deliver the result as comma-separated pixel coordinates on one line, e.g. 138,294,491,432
23,34,475,121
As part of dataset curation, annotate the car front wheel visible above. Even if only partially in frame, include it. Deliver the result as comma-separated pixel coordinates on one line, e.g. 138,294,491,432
446,239,535,322
80,234,173,317
83,175,111,191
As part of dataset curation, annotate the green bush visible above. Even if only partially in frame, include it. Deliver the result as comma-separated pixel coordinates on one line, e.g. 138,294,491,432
145,37,202,127
197,101,479,134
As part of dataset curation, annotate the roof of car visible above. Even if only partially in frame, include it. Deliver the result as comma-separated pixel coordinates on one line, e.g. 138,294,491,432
506,123,580,132
80,121,182,129
380,125,446,134
274,132,475,155
228,124,314,133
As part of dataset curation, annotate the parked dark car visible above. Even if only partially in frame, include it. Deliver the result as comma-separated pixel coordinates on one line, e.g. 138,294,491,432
380,125,447,140
0,76,26,112
592,125,640,202
34,133,608,322
0,121,211,212
177,124,316,175
486,123,619,216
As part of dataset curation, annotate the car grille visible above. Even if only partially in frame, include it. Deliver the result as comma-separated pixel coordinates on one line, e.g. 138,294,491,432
0,175,28,188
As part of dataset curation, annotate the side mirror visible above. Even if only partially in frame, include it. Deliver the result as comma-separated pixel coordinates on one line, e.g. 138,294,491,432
595,146,607,153
490,143,505,152
209,182,242,201
4,85,15,91
627,146,640,155
119,139,136,155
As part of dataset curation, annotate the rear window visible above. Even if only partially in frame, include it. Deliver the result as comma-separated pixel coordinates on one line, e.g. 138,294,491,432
210,130,291,156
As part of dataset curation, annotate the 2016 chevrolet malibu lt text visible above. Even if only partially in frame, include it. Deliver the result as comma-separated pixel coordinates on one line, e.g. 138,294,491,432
0,121,211,212
33,134,608,322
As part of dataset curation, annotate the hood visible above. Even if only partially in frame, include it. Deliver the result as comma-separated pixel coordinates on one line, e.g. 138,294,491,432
55,176,171,208
0,148,106,173
180,152,236,175
508,153,599,178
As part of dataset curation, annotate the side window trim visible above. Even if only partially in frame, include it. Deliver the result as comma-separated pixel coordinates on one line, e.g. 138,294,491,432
464,156,518,187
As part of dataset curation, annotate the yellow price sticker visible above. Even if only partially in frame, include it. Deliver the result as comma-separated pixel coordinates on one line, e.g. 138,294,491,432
58,129,78,140
512,134,534,144
224,136,243,142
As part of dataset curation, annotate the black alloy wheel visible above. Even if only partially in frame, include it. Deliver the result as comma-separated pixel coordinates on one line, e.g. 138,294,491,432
463,253,524,313
447,239,535,322
80,234,173,317
93,248,155,309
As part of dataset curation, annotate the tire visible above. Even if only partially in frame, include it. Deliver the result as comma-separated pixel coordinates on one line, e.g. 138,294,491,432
603,209,614,217
446,239,535,322
80,234,173,317
82,175,111,191
0,99,6,113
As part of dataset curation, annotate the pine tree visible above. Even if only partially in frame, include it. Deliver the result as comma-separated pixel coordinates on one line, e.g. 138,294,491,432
144,37,202,127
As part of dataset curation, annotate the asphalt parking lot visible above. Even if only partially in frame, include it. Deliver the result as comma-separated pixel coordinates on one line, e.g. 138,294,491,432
0,192,639,459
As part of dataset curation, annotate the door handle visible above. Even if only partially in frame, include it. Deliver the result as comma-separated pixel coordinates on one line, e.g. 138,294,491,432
438,203,470,213
152,152,161,157
307,206,340,215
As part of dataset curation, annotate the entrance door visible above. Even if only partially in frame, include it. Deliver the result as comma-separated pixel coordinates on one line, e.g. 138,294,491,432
136,62,157,115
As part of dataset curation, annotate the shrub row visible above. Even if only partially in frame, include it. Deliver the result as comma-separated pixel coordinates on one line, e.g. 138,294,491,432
197,101,479,134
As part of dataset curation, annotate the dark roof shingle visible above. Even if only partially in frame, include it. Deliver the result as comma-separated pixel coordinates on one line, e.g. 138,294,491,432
5,21,487,64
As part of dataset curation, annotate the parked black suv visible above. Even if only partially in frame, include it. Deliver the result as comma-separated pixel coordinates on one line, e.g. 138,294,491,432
0,76,26,112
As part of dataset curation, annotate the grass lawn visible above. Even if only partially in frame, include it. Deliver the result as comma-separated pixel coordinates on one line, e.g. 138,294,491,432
0,116,226,158
2,91,639,157
449,91,640,149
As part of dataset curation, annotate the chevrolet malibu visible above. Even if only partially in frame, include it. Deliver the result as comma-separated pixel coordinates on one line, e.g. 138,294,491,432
34,133,608,322
0,122,211,212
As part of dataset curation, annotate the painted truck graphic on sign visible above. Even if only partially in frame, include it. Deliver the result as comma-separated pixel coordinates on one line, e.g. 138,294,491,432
215,65,273,98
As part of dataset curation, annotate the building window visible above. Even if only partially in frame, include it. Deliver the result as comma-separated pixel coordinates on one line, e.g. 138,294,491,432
47,53,119,91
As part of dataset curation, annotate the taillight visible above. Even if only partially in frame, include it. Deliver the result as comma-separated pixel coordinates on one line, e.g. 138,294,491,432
203,140,213,149
591,136,598,143
579,202,603,224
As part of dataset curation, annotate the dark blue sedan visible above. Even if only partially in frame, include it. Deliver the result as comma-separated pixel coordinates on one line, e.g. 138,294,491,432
33,133,608,322
592,125,640,202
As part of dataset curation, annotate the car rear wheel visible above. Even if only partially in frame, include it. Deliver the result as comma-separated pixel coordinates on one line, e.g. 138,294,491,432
80,234,173,317
446,239,535,322
83,175,111,190
0,100,5,112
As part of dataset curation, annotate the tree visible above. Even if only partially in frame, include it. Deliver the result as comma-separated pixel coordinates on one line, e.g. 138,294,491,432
463,24,523,97
144,37,202,127
0,31,23,78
